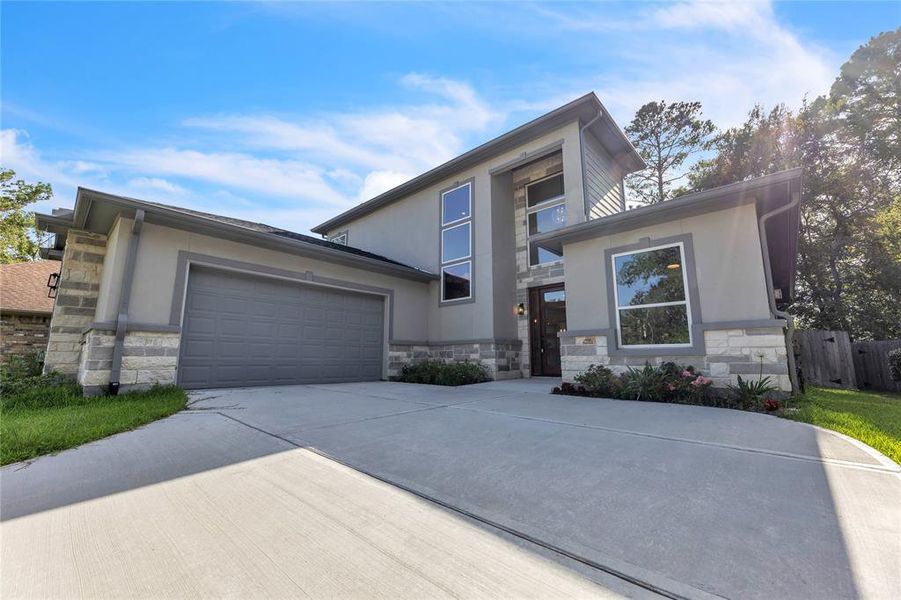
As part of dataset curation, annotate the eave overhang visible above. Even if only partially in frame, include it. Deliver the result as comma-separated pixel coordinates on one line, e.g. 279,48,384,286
532,168,803,301
35,189,438,283
311,92,645,234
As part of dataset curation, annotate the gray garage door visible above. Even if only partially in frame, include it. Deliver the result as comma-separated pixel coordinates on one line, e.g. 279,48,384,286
178,266,385,389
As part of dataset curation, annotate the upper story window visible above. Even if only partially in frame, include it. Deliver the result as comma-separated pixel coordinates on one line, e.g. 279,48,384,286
612,243,691,347
526,173,566,266
440,181,473,302
329,232,348,245
442,183,471,225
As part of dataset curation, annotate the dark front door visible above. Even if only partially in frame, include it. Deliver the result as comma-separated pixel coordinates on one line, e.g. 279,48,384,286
529,284,566,376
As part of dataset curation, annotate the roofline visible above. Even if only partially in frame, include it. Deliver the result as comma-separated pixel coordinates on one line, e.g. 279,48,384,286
35,212,75,230
36,188,438,283
532,168,803,246
311,92,645,234
0,308,54,316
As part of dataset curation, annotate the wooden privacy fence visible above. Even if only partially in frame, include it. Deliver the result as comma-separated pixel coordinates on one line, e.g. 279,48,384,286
796,330,856,389
852,339,901,393
796,330,901,392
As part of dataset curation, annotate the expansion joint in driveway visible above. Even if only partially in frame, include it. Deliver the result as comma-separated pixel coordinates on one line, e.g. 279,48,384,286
450,406,900,475
212,411,724,600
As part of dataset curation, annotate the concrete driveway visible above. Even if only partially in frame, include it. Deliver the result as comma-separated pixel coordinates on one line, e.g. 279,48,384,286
2,380,899,599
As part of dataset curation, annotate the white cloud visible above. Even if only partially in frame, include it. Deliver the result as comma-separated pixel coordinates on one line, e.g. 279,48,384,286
327,168,361,184
62,160,107,175
127,176,187,195
357,170,413,201
1,129,85,213
107,147,351,207
1,7,840,235
184,73,500,178
0,75,501,234
523,1,836,128
651,1,767,31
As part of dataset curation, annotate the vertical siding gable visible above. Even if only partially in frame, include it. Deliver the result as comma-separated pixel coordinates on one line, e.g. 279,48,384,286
583,131,624,219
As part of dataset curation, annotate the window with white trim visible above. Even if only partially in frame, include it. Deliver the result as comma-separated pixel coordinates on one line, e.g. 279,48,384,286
329,232,347,245
526,173,566,266
612,243,692,347
440,182,472,301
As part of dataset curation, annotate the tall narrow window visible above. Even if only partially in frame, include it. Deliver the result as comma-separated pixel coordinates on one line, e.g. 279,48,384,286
611,243,692,347
526,173,566,266
441,182,472,301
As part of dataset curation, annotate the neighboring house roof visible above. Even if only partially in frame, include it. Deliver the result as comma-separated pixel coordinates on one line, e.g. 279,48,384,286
35,189,436,282
0,260,61,315
311,92,645,235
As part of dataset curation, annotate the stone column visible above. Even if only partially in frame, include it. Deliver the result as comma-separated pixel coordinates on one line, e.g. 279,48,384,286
512,152,565,377
43,231,107,376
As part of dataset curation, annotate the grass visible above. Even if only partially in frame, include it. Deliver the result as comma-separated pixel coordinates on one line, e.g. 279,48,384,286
1,382,187,466
784,386,901,464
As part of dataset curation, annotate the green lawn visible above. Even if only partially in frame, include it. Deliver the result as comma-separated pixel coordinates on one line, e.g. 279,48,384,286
785,386,901,464
1,383,187,466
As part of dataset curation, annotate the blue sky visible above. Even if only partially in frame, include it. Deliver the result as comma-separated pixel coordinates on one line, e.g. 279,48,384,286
2,1,897,233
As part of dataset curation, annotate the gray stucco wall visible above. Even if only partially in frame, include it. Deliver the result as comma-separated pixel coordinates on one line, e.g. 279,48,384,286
95,219,433,343
563,202,772,331
489,171,518,341
94,217,127,323
325,121,586,344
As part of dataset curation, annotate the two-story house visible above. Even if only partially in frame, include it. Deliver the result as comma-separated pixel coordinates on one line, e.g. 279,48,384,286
37,93,801,395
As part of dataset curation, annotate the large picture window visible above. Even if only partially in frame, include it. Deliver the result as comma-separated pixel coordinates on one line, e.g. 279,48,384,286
612,243,691,347
441,182,472,301
526,173,565,266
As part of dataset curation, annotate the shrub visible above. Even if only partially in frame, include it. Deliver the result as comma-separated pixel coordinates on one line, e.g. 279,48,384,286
658,362,713,404
1,349,81,409
762,398,781,412
621,364,667,402
398,360,490,386
889,348,901,382
560,362,715,405
1,372,82,410
727,374,778,410
574,365,622,398
1,350,46,381
552,382,592,396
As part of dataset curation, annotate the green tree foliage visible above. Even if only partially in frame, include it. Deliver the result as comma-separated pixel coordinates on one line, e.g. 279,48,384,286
830,27,900,174
1,169,52,264
686,29,901,340
624,101,715,204
685,104,800,192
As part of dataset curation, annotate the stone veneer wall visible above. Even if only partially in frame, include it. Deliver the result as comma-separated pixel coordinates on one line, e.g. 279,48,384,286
1,312,52,361
388,341,521,381
513,152,565,377
43,231,107,376
560,326,792,392
78,329,180,394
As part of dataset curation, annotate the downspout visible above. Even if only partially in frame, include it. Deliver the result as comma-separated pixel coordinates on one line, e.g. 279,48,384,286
757,183,801,393
579,109,603,220
108,209,145,395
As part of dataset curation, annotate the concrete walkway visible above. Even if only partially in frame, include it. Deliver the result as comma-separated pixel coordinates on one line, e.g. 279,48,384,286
2,380,899,599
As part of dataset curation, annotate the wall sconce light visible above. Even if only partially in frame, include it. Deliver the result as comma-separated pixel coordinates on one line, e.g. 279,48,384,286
516,303,526,316
47,271,60,299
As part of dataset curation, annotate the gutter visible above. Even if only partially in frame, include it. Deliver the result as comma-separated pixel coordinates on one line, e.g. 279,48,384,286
757,181,802,394
579,109,604,219
311,92,646,234
532,167,804,248
37,189,437,283
108,209,145,395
